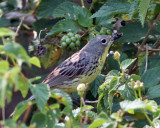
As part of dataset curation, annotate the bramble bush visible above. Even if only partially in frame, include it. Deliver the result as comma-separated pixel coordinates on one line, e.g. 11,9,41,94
0,0,160,127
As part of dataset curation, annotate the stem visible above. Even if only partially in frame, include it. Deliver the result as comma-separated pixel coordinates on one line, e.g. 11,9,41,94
143,109,155,128
134,90,138,99
118,60,125,84
89,0,96,11
80,0,85,8
138,88,142,99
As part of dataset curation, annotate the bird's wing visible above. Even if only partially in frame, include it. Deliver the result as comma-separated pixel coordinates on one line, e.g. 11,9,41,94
42,51,93,88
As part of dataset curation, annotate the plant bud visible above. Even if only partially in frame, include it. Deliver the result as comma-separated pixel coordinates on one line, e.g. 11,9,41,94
77,83,86,97
113,51,120,61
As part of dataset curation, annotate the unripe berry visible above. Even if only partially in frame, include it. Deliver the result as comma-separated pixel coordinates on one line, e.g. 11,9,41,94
75,34,81,39
61,42,67,48
113,51,120,61
71,37,76,42
77,83,86,97
61,35,67,42
66,38,71,44
75,40,80,47
69,42,75,49
67,32,74,37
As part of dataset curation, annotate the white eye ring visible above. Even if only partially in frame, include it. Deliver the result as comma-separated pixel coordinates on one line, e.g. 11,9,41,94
101,38,106,44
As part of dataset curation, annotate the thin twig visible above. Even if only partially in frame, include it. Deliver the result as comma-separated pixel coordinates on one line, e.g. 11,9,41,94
22,102,32,123
80,0,85,8
15,16,24,36
129,13,160,74
139,13,160,50
85,100,98,103
2,106,5,123
144,44,148,73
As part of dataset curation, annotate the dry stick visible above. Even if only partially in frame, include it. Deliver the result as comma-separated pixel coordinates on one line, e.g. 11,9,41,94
144,44,148,73
129,13,160,74
15,16,24,36
85,100,98,104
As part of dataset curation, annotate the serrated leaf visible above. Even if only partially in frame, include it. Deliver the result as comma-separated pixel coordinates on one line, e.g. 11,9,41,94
48,19,81,35
90,74,105,98
13,101,29,121
77,8,93,27
3,43,29,66
109,76,119,90
29,57,41,68
142,66,160,88
129,0,138,19
120,99,146,114
52,1,79,20
0,27,15,37
36,0,71,18
31,113,46,128
139,0,151,26
147,85,160,99
121,58,136,70
118,84,135,100
126,74,141,83
117,22,149,42
91,0,130,18
88,118,106,128
51,89,73,111
144,100,158,112
29,83,50,112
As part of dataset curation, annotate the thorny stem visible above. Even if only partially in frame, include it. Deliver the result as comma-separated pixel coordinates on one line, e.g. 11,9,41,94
80,0,85,8
143,109,155,128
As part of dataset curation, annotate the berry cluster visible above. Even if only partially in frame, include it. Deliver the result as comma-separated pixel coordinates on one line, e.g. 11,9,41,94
61,32,81,50
99,27,112,35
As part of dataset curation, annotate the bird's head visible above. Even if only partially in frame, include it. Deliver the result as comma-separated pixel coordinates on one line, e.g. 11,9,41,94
83,34,122,54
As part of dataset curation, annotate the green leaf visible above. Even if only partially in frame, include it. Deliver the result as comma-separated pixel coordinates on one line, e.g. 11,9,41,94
88,118,106,128
46,110,56,128
0,77,7,107
91,0,130,18
48,19,81,35
36,0,71,18
29,57,41,68
139,0,151,26
142,66,160,88
0,60,9,72
52,1,79,20
29,83,50,112
120,99,146,114
0,18,11,27
31,113,46,128
51,89,72,112
144,100,158,112
117,22,149,42
13,101,29,121
129,0,138,19
0,27,15,37
147,85,160,99
126,74,141,83
121,58,136,70
118,84,135,100
17,75,29,98
77,8,93,27
109,76,119,90
90,74,105,98
3,43,29,66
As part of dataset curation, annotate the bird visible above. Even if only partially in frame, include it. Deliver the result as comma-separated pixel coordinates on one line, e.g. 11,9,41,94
29,34,122,100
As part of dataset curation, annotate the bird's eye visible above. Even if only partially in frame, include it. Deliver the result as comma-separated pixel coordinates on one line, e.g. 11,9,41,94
101,39,106,44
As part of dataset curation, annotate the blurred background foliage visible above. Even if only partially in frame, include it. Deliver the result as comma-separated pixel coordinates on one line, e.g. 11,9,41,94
1,0,160,127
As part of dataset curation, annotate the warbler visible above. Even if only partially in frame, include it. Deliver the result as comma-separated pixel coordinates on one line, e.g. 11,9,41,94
29,34,122,100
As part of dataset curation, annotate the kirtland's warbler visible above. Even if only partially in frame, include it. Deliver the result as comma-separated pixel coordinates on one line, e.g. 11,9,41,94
29,34,122,100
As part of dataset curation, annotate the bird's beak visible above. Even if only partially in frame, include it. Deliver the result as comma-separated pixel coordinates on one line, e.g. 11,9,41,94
111,33,123,40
